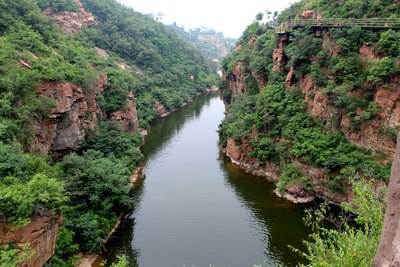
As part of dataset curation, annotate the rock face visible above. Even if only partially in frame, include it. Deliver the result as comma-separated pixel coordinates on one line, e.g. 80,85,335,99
226,138,279,182
153,101,168,117
223,62,246,96
43,0,94,34
111,91,139,133
0,214,63,267
32,81,91,157
31,76,140,158
373,134,400,266
225,138,351,204
281,31,399,157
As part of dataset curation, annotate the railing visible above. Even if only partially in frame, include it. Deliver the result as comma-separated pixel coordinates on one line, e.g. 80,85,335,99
275,18,400,33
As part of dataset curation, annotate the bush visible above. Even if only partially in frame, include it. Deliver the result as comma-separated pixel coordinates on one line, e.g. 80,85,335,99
276,163,310,193
293,181,386,266
0,142,65,225
367,57,397,84
376,30,400,57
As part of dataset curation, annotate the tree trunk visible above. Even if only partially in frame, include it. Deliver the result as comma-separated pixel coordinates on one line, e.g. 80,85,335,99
372,133,400,267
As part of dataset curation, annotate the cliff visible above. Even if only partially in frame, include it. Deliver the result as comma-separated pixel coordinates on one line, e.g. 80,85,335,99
0,214,63,267
373,133,400,266
220,6,399,203
43,0,94,34
28,0,141,158
31,74,140,159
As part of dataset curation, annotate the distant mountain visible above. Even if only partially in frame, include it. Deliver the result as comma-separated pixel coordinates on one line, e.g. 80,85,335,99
168,23,237,71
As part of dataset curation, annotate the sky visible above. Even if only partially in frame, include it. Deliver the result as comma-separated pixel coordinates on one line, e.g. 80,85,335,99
116,0,297,38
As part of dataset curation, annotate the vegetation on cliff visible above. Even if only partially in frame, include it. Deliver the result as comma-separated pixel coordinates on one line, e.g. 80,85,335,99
220,0,400,194
79,0,217,126
220,0,400,265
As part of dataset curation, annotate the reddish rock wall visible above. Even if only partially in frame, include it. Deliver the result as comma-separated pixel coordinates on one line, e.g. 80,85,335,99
32,81,91,157
0,214,62,267
31,76,140,158
43,0,94,34
111,91,139,133
225,138,351,204
223,62,247,96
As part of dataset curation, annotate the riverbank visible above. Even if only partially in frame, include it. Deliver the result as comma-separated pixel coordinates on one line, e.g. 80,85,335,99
77,167,144,267
222,138,355,205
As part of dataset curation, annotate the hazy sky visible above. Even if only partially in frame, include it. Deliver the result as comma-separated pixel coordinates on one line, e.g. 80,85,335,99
116,0,296,38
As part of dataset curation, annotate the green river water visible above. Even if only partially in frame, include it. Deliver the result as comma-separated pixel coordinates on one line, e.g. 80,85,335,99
100,93,312,267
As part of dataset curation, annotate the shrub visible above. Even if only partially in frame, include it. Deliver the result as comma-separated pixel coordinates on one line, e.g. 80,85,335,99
276,163,310,193
293,180,386,266
367,57,398,84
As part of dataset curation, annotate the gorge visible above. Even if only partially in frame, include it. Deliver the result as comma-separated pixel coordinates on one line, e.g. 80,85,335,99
1,0,400,266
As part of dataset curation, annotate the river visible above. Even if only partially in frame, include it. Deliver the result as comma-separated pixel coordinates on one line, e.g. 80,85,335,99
100,94,311,267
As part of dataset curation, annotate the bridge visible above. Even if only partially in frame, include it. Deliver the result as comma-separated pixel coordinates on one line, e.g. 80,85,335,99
275,18,400,33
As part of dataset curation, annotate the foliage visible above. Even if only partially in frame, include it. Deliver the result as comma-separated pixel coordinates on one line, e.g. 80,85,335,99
0,142,65,225
98,68,137,113
37,0,79,12
366,57,398,84
285,29,322,68
169,24,236,72
376,30,400,57
109,255,128,267
50,122,143,262
80,0,217,126
57,149,132,252
293,180,386,266
0,244,32,267
276,163,310,193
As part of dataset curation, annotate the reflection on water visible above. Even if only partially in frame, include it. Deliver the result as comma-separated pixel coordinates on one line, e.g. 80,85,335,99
100,94,311,267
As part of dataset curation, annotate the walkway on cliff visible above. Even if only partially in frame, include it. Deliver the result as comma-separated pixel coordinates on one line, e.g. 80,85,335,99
275,18,400,33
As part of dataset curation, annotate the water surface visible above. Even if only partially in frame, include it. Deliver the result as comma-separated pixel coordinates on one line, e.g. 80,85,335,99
101,94,311,267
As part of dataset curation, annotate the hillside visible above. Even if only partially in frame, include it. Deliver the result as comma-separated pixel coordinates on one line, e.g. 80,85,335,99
169,24,236,71
219,0,400,265
0,0,217,266
220,0,400,202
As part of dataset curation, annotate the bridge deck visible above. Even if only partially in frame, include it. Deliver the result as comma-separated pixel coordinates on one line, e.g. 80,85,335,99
275,18,400,33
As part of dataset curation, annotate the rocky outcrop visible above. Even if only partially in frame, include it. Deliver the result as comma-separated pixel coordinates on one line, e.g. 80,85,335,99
225,138,352,204
272,35,288,73
153,101,168,117
31,75,140,158
373,133,400,266
0,214,62,267
222,19,400,205
272,48,286,72
43,0,94,34
341,84,399,157
223,62,246,96
32,81,92,157
226,138,279,182
111,91,139,133
293,73,399,157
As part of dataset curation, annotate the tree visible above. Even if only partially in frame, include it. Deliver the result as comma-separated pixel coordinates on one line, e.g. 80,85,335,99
255,12,263,21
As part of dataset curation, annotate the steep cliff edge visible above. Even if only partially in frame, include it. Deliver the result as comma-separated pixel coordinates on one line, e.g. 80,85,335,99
31,77,140,158
220,4,400,203
373,133,400,266
0,214,63,267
